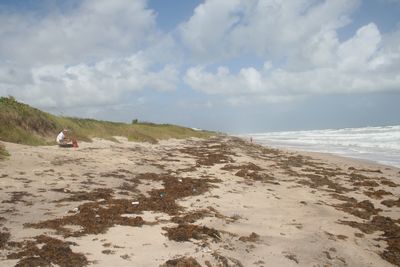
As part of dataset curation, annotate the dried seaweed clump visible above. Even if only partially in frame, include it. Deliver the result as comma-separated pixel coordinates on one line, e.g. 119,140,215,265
334,199,381,220
381,198,400,208
27,199,144,237
160,257,202,267
238,232,260,242
235,169,277,184
163,224,221,242
221,162,262,172
278,154,317,169
55,188,113,202
340,215,400,266
212,252,244,267
7,235,88,267
171,210,213,224
364,189,392,199
27,174,217,236
179,140,235,167
298,173,349,193
2,191,32,204
0,231,10,249
221,163,278,184
197,152,233,166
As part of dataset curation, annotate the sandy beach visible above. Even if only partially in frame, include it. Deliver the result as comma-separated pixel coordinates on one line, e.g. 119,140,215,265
0,136,399,267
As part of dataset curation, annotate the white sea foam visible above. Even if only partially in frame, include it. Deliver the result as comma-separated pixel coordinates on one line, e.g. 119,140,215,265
242,125,400,168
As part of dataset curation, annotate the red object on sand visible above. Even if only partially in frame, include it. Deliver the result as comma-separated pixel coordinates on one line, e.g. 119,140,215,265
72,139,78,148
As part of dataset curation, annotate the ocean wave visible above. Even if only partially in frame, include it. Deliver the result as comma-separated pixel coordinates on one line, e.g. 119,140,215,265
242,125,400,168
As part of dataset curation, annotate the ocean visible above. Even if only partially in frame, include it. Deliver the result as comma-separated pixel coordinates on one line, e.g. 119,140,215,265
243,125,400,168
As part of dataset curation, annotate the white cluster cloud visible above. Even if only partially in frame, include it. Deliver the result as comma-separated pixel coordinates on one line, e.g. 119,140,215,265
0,0,156,64
182,0,400,103
179,0,360,62
0,0,178,108
1,54,178,108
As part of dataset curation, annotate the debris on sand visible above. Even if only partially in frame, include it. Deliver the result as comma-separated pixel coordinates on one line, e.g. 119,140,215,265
324,231,348,241
221,163,278,184
160,256,202,267
101,249,115,255
118,181,141,194
54,188,114,202
134,175,218,215
381,198,400,207
349,173,392,190
2,191,33,204
7,235,88,267
27,174,219,236
221,162,262,172
278,154,320,169
235,169,278,184
348,173,371,182
100,170,127,179
4,136,400,266
353,180,380,187
26,199,144,237
212,252,244,267
204,206,241,223
238,232,260,242
0,231,10,249
298,173,349,193
334,198,381,220
283,252,299,264
179,140,235,166
380,179,399,187
363,189,392,199
163,224,221,242
152,175,213,200
171,209,213,224
348,167,382,173
340,215,400,266
197,152,233,166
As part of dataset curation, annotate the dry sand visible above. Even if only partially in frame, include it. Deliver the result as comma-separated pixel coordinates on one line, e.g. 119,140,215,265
0,136,399,267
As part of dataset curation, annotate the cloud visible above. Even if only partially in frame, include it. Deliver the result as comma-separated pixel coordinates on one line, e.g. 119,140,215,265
179,0,243,59
0,0,157,65
1,53,179,108
338,23,382,71
184,23,400,103
181,0,400,104
0,0,180,109
179,0,360,62
1,0,399,113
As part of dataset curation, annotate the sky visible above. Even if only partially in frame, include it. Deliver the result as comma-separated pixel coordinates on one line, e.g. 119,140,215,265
0,0,400,133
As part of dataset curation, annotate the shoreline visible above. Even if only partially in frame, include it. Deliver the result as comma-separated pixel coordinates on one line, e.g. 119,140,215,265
274,146,400,172
1,136,400,266
249,140,400,170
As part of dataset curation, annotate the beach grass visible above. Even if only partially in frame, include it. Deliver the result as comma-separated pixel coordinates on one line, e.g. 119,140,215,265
0,142,9,159
0,96,214,145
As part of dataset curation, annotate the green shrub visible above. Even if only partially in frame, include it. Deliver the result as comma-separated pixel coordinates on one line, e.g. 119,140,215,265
0,142,9,159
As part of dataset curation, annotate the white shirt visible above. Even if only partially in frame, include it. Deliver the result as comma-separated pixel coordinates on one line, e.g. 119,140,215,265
56,131,65,143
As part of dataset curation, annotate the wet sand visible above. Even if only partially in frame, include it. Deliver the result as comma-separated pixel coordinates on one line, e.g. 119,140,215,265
0,136,399,266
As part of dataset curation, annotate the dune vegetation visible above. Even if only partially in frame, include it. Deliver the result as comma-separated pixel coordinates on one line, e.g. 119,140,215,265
0,96,214,146
0,142,9,160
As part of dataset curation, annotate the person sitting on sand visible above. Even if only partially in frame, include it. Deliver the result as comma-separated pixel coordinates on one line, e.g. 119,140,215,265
56,129,78,148
56,129,69,145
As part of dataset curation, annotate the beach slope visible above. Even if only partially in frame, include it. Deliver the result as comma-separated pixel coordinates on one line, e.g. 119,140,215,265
1,136,399,266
